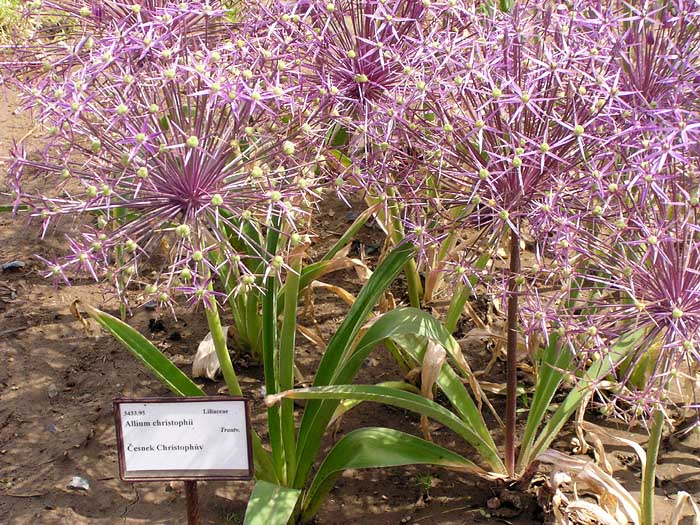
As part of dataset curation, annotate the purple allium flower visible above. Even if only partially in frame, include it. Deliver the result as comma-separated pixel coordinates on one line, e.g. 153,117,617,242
8,12,324,309
176,276,227,311
584,1,700,181
254,0,462,185
416,2,617,246
565,196,700,417
3,0,232,85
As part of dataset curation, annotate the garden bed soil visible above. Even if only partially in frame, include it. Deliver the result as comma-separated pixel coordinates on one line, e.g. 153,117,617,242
1,87,700,525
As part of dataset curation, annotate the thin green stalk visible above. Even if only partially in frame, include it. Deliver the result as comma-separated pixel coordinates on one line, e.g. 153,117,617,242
381,187,423,309
114,237,126,320
204,283,242,397
114,208,128,321
444,252,489,333
383,338,412,373
230,294,247,347
641,408,664,525
279,250,302,483
263,269,285,483
245,289,261,358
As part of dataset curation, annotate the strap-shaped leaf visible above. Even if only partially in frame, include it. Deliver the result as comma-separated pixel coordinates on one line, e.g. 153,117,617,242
335,308,501,471
270,384,502,474
302,427,486,522
517,333,570,471
293,242,415,488
84,304,205,397
0,204,27,213
525,328,647,467
243,480,301,525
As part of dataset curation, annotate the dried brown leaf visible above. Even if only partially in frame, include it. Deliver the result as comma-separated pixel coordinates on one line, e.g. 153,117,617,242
297,324,326,350
670,491,700,525
70,300,93,336
310,280,356,306
192,326,230,380
420,341,447,441
538,449,640,525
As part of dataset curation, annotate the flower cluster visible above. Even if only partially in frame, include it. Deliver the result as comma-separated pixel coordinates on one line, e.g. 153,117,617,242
8,1,325,308
7,0,700,420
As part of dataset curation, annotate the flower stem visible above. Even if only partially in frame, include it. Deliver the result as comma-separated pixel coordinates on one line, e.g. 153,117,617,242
641,408,664,525
204,286,242,396
505,229,521,477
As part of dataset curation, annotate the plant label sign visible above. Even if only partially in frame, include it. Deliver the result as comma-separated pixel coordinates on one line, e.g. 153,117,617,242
114,397,253,481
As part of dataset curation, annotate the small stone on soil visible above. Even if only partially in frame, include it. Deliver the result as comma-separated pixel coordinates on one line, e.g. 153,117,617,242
487,496,500,509
47,384,59,399
1,260,25,272
67,476,90,491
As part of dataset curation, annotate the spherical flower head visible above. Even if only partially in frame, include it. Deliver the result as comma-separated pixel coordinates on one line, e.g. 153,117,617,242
282,140,295,155
10,41,315,308
414,2,615,249
567,201,700,415
175,224,191,238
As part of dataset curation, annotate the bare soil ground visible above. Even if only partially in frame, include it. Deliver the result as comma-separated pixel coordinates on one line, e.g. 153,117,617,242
1,87,699,525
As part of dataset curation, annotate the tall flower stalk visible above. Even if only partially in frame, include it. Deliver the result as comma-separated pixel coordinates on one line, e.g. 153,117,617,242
412,2,618,475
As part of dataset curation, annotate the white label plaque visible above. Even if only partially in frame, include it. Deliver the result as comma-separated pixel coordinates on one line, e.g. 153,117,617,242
114,397,253,481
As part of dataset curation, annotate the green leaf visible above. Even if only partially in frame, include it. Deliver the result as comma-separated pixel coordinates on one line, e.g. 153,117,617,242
390,333,500,469
525,328,646,468
328,148,352,168
499,0,513,12
302,428,481,521
0,204,27,213
84,304,204,397
329,125,349,147
517,333,571,471
272,384,502,474
278,203,379,308
320,202,381,262
293,243,416,488
243,480,301,525
334,308,500,470
328,381,420,426
262,212,285,481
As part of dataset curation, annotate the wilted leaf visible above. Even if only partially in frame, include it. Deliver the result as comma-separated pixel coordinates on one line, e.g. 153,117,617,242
538,449,640,525
464,301,487,330
192,326,230,380
350,257,372,281
581,422,647,473
420,341,447,441
311,281,356,306
70,300,94,335
297,324,326,350
670,491,700,525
